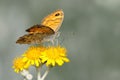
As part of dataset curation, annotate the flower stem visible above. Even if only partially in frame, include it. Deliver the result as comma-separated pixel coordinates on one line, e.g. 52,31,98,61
41,67,50,80
36,67,42,80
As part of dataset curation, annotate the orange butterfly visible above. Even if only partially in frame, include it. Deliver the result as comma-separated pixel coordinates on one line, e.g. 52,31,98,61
16,9,64,44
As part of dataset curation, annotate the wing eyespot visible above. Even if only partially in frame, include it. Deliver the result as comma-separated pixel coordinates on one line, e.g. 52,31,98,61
55,13,60,16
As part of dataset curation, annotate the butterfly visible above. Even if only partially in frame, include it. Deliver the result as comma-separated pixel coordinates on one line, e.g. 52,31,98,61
16,9,64,44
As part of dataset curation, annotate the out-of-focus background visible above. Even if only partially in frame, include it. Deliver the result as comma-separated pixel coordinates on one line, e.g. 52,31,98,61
0,0,120,80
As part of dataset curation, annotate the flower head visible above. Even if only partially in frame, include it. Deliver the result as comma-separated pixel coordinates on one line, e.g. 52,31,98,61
41,46,70,66
13,57,29,73
22,46,46,67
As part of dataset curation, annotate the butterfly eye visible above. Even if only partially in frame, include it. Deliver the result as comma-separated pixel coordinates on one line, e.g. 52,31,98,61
55,13,60,16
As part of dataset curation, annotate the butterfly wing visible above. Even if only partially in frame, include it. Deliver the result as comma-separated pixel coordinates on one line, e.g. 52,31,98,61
41,9,64,32
26,24,55,34
16,25,55,44
16,33,51,44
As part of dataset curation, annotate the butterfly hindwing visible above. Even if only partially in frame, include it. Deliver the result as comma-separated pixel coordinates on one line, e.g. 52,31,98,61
26,25,55,34
16,33,50,44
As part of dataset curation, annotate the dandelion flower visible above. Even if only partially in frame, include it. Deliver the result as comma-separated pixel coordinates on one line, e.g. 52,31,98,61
41,46,70,66
13,57,29,73
22,46,46,67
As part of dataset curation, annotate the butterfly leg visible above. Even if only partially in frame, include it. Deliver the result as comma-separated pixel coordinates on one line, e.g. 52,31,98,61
55,32,61,38
55,32,60,45
51,39,55,45
48,32,61,45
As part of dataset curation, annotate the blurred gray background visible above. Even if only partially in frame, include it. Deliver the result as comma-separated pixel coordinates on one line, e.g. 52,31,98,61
0,0,120,80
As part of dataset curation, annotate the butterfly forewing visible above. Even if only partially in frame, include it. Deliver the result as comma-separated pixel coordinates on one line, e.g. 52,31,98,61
41,9,64,32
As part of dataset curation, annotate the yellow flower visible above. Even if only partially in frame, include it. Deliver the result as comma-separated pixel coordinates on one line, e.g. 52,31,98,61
13,57,29,73
41,46,70,66
22,46,46,67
